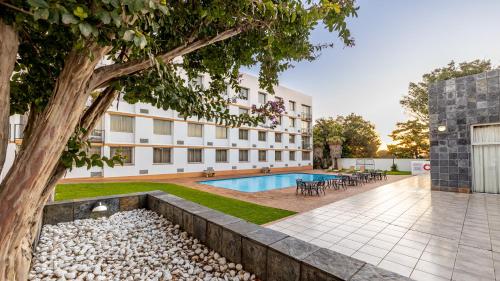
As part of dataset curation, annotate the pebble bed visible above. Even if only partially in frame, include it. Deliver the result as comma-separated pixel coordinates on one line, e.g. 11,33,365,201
29,209,256,281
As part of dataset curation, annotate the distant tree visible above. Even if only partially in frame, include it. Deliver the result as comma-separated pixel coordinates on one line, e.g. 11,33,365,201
338,113,380,158
0,0,358,279
387,120,429,159
376,149,393,159
400,60,494,123
313,118,343,168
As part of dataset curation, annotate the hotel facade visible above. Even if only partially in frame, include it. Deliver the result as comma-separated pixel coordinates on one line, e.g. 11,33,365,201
1,73,313,180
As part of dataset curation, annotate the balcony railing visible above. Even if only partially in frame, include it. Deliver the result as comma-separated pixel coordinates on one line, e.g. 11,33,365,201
302,143,312,150
301,112,312,120
89,129,105,143
301,128,312,135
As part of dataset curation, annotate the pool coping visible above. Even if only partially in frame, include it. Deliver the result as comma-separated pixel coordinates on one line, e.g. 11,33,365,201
39,191,411,281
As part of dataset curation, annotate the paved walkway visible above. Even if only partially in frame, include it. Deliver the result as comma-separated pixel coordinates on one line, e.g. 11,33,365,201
266,175,500,281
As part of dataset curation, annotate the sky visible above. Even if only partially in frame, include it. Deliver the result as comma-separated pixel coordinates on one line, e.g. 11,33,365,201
245,0,500,149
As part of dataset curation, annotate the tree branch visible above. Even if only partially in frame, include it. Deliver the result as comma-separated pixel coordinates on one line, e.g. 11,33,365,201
89,26,246,90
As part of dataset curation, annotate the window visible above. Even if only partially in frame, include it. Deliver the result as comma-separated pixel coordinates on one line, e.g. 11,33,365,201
110,146,134,164
289,118,296,128
302,151,311,161
153,119,172,135
188,123,203,137
275,151,282,161
289,151,296,161
190,75,203,89
88,146,101,156
275,96,283,103
238,107,249,115
153,148,172,164
258,92,267,104
110,115,134,133
258,131,267,141
239,87,249,100
188,148,203,163
289,101,296,111
277,115,282,125
239,150,249,162
258,150,267,162
302,136,311,149
239,129,249,140
216,149,228,163
216,126,228,139
289,134,295,144
275,133,282,143
302,104,311,117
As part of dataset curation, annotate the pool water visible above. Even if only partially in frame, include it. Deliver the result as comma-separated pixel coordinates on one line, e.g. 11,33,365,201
199,173,338,192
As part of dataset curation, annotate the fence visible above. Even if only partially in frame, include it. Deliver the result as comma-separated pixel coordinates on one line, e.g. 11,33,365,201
338,158,428,172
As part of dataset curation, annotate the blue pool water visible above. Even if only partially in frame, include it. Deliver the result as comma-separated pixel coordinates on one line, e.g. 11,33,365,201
199,173,338,192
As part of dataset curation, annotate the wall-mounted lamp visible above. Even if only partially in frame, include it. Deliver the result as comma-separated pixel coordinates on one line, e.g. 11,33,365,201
92,202,108,212
437,125,447,132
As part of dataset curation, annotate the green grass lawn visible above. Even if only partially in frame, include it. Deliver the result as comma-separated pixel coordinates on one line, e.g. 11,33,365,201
55,182,295,225
385,170,412,175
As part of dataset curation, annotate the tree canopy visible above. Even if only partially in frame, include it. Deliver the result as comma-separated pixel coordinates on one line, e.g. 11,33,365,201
387,119,429,159
313,113,380,168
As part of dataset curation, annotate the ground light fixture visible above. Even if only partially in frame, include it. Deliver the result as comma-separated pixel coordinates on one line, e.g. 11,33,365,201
438,125,447,132
92,202,108,212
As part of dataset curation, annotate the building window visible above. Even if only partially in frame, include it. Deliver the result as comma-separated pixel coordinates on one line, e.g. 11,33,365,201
275,133,282,143
239,107,249,115
188,123,203,137
216,126,228,139
88,146,102,156
153,119,172,135
110,115,134,133
239,129,249,140
302,104,311,117
289,100,296,111
188,148,203,163
153,147,172,164
190,75,203,89
216,149,228,163
258,131,267,141
258,150,267,162
275,96,283,103
275,151,282,161
239,150,249,162
289,134,295,144
302,151,311,161
258,92,267,104
289,151,295,161
110,146,134,164
277,115,282,125
302,136,311,149
239,87,249,100
290,118,296,128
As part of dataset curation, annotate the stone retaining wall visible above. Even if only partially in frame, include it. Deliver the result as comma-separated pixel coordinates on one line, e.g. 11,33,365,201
42,192,410,281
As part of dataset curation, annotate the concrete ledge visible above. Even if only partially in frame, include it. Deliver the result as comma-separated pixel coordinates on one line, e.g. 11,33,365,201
42,191,411,281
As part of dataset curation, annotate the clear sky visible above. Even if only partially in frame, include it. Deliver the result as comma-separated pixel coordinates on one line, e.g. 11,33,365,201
245,0,500,148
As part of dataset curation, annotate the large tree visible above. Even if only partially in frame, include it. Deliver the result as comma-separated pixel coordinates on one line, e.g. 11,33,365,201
312,117,343,168
338,113,380,158
387,119,429,159
0,0,357,279
400,59,494,123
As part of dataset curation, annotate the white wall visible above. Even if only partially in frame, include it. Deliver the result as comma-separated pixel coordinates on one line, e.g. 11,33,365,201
338,158,428,172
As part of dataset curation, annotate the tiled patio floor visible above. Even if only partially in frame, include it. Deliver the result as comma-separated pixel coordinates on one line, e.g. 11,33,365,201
266,175,500,281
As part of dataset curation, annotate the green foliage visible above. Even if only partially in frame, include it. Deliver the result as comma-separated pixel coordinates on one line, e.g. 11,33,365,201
400,60,494,123
337,113,380,158
387,119,429,159
61,128,123,170
385,170,411,175
313,114,380,167
55,182,296,225
2,0,358,172
390,163,398,172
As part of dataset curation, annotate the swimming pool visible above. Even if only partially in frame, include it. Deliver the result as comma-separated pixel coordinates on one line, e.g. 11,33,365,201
199,173,338,192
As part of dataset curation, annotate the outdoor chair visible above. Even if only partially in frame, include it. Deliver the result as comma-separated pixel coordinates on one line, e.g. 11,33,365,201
261,167,271,174
296,179,305,195
203,167,215,177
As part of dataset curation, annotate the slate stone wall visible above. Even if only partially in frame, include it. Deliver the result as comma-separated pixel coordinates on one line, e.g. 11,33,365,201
43,192,410,281
428,69,500,192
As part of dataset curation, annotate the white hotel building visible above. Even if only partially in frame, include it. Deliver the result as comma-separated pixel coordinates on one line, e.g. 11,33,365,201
2,73,313,180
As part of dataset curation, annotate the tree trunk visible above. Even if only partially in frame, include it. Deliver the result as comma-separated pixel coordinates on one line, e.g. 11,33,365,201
0,44,110,281
0,20,18,173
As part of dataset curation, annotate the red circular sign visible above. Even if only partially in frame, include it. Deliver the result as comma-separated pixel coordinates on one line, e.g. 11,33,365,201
423,164,431,171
